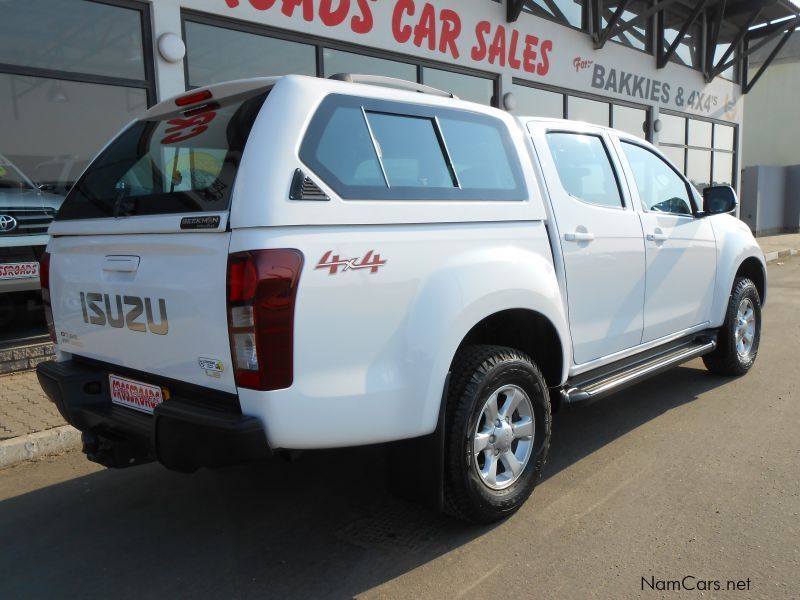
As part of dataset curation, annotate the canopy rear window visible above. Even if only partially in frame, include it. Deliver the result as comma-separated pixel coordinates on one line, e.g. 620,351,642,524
299,95,526,201
56,91,267,220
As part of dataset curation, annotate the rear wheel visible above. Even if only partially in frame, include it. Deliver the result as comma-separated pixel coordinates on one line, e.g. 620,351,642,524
703,277,761,376
444,345,551,523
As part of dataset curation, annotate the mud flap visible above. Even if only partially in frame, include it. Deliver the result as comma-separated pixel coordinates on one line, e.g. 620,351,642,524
384,373,449,511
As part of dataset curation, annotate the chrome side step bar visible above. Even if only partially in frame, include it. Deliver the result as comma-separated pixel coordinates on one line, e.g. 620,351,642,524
561,340,717,409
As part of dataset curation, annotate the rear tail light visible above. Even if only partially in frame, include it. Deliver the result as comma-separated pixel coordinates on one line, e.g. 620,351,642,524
40,251,56,344
226,249,304,391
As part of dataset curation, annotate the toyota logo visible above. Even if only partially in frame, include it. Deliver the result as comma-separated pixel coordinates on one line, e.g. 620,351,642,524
0,215,18,233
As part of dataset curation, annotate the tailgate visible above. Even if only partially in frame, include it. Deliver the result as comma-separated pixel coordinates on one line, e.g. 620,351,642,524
48,232,235,392
43,84,272,394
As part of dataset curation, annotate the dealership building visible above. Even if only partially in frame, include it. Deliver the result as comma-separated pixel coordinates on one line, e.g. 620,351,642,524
0,0,798,350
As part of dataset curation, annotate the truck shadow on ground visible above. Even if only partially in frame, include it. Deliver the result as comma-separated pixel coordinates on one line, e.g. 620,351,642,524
0,363,730,599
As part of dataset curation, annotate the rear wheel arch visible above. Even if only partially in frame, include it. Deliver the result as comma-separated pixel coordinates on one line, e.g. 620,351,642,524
452,309,565,389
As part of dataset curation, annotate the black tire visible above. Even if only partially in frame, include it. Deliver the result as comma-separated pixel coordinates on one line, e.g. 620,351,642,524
703,277,761,376
443,345,551,524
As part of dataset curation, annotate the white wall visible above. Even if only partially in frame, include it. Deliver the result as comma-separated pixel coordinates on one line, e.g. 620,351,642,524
742,60,800,168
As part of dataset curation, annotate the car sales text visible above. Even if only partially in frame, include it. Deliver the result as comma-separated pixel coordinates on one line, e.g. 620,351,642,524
225,0,552,76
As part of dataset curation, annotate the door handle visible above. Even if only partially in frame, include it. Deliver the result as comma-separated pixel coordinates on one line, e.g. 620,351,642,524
646,231,668,242
102,255,140,272
564,231,595,242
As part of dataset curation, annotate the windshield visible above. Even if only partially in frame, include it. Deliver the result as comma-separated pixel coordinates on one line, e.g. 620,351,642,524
56,90,267,220
0,156,35,191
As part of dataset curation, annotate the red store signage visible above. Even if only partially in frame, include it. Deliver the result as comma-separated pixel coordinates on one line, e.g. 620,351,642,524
224,0,553,77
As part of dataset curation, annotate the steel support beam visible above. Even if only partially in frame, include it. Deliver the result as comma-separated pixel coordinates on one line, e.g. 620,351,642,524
744,21,796,93
706,6,763,81
594,0,680,49
710,13,800,80
742,14,800,60
657,0,708,69
507,0,527,22
705,0,727,76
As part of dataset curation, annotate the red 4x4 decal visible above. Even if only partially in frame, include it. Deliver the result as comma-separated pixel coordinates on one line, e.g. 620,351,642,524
315,250,386,275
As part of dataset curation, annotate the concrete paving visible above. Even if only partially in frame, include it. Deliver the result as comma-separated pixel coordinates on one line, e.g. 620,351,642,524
0,371,64,440
757,232,800,255
0,256,798,599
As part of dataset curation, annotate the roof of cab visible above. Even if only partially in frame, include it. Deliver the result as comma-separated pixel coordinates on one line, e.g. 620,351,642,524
518,115,649,144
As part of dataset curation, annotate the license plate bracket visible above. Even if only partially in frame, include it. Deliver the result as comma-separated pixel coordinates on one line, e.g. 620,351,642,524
109,374,164,415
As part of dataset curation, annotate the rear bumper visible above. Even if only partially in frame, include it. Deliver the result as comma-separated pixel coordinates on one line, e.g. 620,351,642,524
36,359,271,471
0,277,40,294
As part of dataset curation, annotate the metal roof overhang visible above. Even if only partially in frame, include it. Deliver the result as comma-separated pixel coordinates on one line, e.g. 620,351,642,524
505,0,800,92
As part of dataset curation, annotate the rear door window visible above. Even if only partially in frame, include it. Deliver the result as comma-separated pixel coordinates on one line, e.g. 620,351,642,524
56,91,267,220
546,132,624,209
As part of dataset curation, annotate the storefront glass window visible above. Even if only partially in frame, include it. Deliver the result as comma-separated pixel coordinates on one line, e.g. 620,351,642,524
322,49,416,81
659,114,737,190
0,0,145,81
511,84,564,118
422,68,494,105
568,96,609,127
688,119,713,148
712,152,734,187
0,74,148,197
659,113,686,145
613,105,647,139
524,0,583,29
185,21,316,87
714,124,735,150
0,0,152,344
686,149,712,191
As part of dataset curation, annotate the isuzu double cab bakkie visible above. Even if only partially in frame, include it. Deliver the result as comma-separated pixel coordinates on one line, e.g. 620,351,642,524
36,74,766,523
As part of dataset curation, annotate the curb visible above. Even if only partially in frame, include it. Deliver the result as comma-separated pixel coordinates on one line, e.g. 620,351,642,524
764,248,799,263
0,425,81,469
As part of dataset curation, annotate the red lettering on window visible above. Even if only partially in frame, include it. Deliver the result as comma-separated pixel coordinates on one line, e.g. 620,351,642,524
161,112,216,145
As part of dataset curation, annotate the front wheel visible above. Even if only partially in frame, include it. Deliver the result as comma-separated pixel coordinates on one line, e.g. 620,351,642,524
703,277,762,376
444,345,551,523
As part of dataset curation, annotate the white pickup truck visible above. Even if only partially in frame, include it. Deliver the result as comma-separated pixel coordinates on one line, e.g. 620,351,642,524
37,74,766,523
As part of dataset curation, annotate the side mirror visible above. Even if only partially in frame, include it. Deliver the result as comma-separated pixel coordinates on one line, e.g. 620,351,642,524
702,185,737,216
